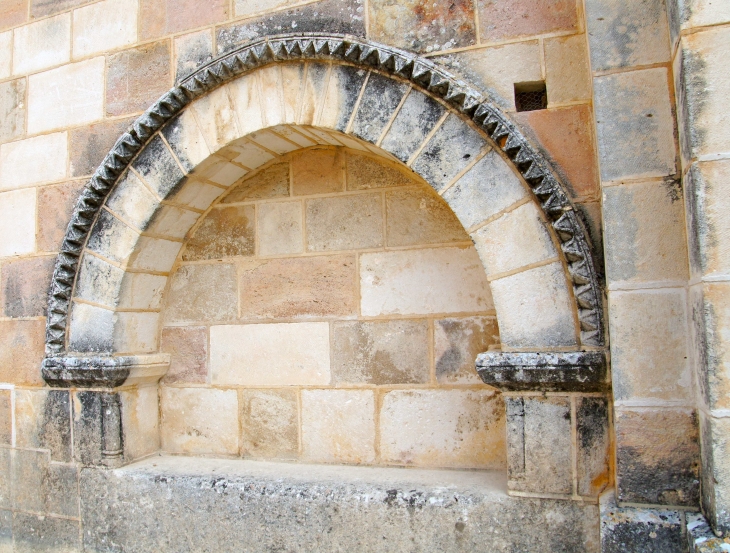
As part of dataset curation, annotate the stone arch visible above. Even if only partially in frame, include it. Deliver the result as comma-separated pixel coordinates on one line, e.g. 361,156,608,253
42,34,604,386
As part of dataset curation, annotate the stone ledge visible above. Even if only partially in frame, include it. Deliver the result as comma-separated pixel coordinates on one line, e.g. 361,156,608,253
476,350,607,392
687,513,730,552
42,354,170,388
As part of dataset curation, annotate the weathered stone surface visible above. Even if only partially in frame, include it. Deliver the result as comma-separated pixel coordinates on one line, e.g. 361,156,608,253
12,13,70,75
544,34,592,105
615,408,700,506
577,396,610,497
380,91,447,162
352,73,409,144
301,389,375,464
164,263,238,324
1,255,54,317
72,0,138,58
0,189,35,258
0,449,8,509
0,391,9,445
0,132,67,191
128,236,182,272
175,29,213,82
120,385,159,461
477,0,577,42
182,205,255,261
600,492,685,553
106,41,171,116
241,388,298,459
320,64,369,132
31,0,89,18
0,0,26,31
211,323,331,386
105,170,159,232
160,387,239,455
169,178,225,210
12,512,81,553
412,114,487,192
145,204,200,240
369,0,475,52
70,117,134,177
239,255,357,319
85,209,137,265
380,390,505,469
686,512,730,553
698,413,730,535
0,509,10,551
14,389,70,461
306,193,383,251
161,326,208,384
0,79,25,143
0,31,10,79
131,135,185,198
360,246,491,316
257,200,303,256
332,319,429,385
386,188,468,247
222,163,289,204
291,148,344,196
141,0,228,40
346,153,414,190
435,317,499,384
0,319,44,385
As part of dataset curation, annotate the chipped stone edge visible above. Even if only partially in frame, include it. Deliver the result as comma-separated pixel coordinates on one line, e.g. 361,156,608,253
687,512,730,552
44,33,605,367
476,350,607,392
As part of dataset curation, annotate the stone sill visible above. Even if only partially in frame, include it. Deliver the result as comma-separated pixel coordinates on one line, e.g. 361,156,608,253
42,353,171,388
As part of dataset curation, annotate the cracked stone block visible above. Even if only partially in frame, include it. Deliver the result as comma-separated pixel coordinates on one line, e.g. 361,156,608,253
434,316,499,384
141,0,228,40
386,188,467,247
69,117,134,177
223,162,290,202
12,512,81,553
226,73,264,135
164,263,237,324
0,78,25,143
239,255,357,320
15,389,71,462
292,148,344,196
1,255,55,317
346,152,413,190
306,193,383,251
211,323,331,386
352,73,409,144
12,13,70,75
161,326,208,384
241,388,298,459
320,64,369,132
72,0,138,58
0,132,67,191
182,205,255,261
258,66,286,128
175,29,213,82
0,319,44,385
160,387,239,455
106,41,171,116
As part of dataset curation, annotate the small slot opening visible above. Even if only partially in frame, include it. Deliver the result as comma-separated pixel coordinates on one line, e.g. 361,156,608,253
514,82,548,112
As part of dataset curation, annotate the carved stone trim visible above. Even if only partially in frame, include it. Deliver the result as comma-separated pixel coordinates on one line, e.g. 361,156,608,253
476,351,607,392
42,354,170,388
45,33,604,358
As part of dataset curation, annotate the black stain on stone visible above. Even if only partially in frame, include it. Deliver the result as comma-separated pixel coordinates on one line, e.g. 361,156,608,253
131,135,185,198
73,391,104,467
352,73,409,144
601,515,684,553
577,397,608,452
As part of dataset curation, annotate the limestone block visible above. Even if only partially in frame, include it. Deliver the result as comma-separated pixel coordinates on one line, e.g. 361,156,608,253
0,189,34,257
506,395,572,494
72,0,138,58
544,35,592,105
74,254,121,307
188,82,239,153
163,263,237,324
1,255,54,317
306,193,383,251
352,73,409,144
191,159,247,187
576,396,610,497
0,391,9,445
699,413,730,534
346,153,413,190
227,74,264,137
69,117,134,177
0,32,11,79
182,205,255,261
332,319,429,385
442,149,528,230
412,115,487,192
32,0,90,18
514,105,600,201
471,201,556,277
0,1,25,32
489,262,577,348
221,141,274,171
161,109,211,173
301,389,375,464
585,0,671,71
248,130,298,156
131,135,185,199
433,42,542,111
28,57,104,134
0,450,7,510
258,65,286,128
270,124,314,148
360,246,492,316
141,0,228,40
144,204,200,240
168,178,225,210
298,63,330,126
12,449,77,517
240,388,298,459
12,13,70,75
128,236,181,272
210,323,331,386
609,289,691,403
681,0,730,28
0,132,67,190
174,29,213,83
160,387,239,455
257,200,303,256
477,0,577,42
385,188,467,247
112,312,159,353
68,302,115,353
615,407,700,506
380,90,446,162
222,162,289,202
14,389,71,461
160,326,207,384
380,389,505,469
85,210,138,265
320,64,368,132
12,512,81,553
44,462,78,518
0,78,25,143
105,170,160,231
239,255,357,319
120,385,159,461
292,148,344,196
603,180,689,284
593,67,676,181
434,316,499,384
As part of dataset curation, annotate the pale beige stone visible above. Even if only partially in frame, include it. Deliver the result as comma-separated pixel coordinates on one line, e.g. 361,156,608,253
489,262,577,348
235,0,303,17
164,263,237,324
258,65,285,127
346,152,414,190
190,85,240,153
258,200,303,255
105,170,160,231
306,192,383,251
360,246,492,316
434,316,500,384
610,288,691,403
163,108,211,172
240,388,298,459
301,389,375,464
280,66,306,124
385,188,468,247
379,390,505,469
120,385,159,460
73,0,138,59
13,13,71,75
28,58,105,134
0,31,11,79
297,63,330,126
210,323,331,386
194,158,248,187
682,0,730,28
118,272,167,309
227,75,264,137
222,162,289,203
128,236,182,272
169,178,225,210
471,201,557,277
545,34,592,105
248,129,297,156
221,141,274,171
113,311,159,353
292,148,344,196
145,205,201,240
0,189,35,257
0,132,67,190
160,387,239,455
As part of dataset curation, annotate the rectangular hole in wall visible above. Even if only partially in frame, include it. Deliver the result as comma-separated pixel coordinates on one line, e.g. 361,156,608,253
514,82,548,112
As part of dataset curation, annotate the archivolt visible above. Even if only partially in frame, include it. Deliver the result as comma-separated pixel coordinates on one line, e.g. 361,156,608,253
44,33,604,362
